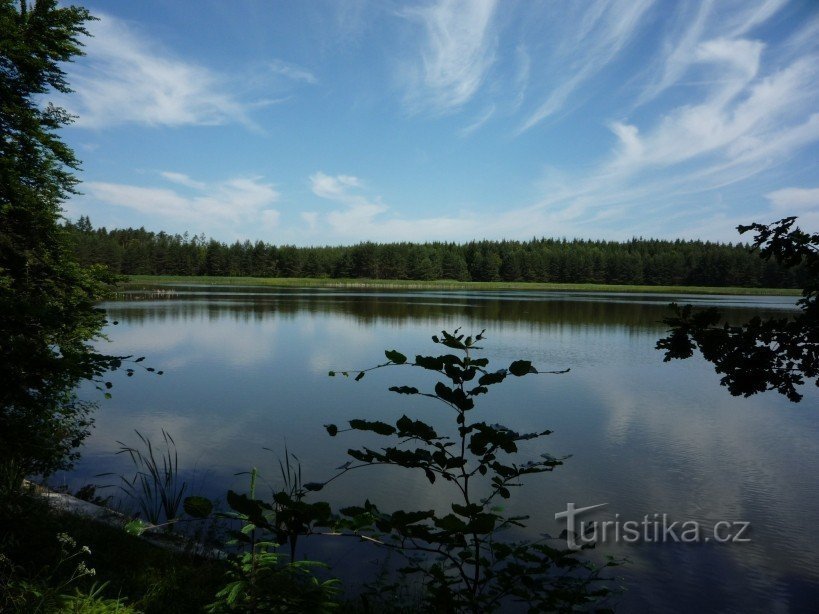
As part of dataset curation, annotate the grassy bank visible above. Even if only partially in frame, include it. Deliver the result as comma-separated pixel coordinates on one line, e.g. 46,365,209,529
0,495,225,613
122,275,800,296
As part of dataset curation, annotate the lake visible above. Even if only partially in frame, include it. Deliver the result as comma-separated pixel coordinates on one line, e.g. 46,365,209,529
61,285,819,613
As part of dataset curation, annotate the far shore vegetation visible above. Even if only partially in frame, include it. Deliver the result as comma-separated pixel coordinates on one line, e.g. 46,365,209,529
69,216,805,293
122,274,800,296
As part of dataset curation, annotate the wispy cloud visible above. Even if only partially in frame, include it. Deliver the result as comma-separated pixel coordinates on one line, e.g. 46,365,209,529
510,44,530,111
516,0,819,240
269,59,317,84
306,172,591,243
634,0,787,106
460,104,496,137
764,186,819,235
517,0,655,133
766,187,819,212
160,172,207,191
633,0,714,107
400,0,498,113
58,14,277,129
309,172,387,236
82,173,280,235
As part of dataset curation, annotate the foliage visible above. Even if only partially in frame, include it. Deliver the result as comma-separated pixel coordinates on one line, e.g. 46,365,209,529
0,0,127,493
658,217,818,402
0,531,101,612
264,444,322,561
105,430,188,527
316,329,615,612
65,217,802,288
57,582,139,613
206,469,340,613
0,493,226,613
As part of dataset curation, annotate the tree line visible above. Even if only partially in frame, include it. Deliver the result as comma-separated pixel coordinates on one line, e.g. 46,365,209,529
66,216,802,287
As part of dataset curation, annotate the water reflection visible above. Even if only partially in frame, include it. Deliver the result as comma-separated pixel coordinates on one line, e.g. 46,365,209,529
62,286,816,612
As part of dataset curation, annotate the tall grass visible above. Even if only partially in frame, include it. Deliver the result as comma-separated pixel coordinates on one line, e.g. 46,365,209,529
105,430,187,527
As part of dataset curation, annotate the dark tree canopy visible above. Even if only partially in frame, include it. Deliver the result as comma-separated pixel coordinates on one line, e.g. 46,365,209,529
0,0,118,485
65,218,802,289
657,217,818,402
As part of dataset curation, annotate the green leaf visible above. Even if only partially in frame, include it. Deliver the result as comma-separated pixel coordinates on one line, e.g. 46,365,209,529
303,482,324,491
509,360,534,376
355,371,365,381
349,419,396,436
183,495,213,518
468,513,497,533
391,509,435,527
389,385,419,395
414,355,444,371
325,424,338,436
478,370,506,386
226,490,271,528
227,529,252,544
451,503,483,518
385,349,407,364
396,415,438,440
434,513,468,533
124,519,147,536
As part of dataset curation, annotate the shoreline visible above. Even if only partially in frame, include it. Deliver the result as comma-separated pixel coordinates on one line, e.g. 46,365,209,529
121,275,801,296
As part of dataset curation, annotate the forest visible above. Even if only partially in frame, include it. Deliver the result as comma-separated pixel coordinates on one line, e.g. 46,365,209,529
66,216,801,287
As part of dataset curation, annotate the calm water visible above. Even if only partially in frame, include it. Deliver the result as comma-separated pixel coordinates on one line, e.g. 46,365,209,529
62,286,818,613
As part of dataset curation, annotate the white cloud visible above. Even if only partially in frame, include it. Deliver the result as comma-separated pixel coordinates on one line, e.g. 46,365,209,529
633,0,714,106
83,173,279,233
635,0,786,106
400,0,498,113
160,172,207,191
609,38,774,171
517,0,655,132
301,212,319,230
459,104,496,137
309,172,387,236
510,44,530,111
305,171,605,243
310,172,364,202
58,14,260,128
766,187,819,212
510,0,819,240
269,59,318,84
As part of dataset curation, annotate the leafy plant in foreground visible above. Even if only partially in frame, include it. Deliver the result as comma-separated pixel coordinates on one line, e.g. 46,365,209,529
268,444,317,560
0,531,106,612
315,328,615,612
206,469,340,613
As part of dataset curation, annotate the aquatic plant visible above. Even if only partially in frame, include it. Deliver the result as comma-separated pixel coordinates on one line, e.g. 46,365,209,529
106,429,187,527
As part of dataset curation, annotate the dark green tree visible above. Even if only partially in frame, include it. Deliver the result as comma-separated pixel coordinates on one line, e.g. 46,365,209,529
0,0,122,490
657,217,818,402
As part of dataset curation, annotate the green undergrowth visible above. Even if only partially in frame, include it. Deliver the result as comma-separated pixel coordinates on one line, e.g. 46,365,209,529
0,495,226,613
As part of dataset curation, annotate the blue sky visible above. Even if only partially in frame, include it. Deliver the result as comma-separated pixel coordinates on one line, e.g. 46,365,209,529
60,0,819,245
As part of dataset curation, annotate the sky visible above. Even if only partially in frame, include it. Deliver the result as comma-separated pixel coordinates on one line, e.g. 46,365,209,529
59,0,819,246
